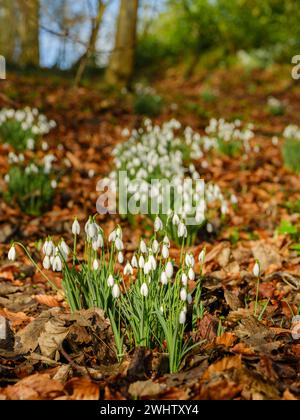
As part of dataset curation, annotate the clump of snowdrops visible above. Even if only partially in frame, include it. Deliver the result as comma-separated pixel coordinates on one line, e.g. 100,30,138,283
282,125,300,173
2,152,58,216
203,118,255,157
0,107,56,151
9,216,206,373
108,119,228,244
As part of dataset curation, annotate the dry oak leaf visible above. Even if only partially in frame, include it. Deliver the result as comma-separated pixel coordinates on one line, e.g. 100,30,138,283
2,373,64,400
64,377,100,400
251,241,282,272
34,294,62,308
128,380,166,399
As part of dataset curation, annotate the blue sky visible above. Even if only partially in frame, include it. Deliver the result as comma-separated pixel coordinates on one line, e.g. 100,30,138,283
39,0,164,69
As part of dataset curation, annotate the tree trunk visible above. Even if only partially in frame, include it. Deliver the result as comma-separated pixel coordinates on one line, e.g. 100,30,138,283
18,0,40,67
74,0,107,87
106,0,139,86
0,0,18,63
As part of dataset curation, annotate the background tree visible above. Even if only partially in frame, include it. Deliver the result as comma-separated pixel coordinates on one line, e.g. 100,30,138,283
106,0,139,86
17,0,40,67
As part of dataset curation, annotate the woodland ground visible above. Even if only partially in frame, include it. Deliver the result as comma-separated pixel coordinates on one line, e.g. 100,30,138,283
0,64,299,400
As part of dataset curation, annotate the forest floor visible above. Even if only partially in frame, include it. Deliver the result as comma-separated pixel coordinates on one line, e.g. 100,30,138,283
0,64,299,400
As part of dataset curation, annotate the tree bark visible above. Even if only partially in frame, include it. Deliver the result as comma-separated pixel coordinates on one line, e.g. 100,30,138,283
74,0,107,86
106,0,139,86
17,0,40,67
0,0,18,63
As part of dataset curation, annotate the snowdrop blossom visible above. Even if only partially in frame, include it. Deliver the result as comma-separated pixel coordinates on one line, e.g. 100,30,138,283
154,216,163,232
8,245,16,261
179,310,186,325
181,273,188,286
72,219,80,236
165,261,174,279
124,262,133,276
52,255,62,272
43,255,51,270
93,259,99,271
112,284,120,299
85,220,98,240
139,255,145,269
118,252,124,264
178,222,187,238
253,261,260,277
140,282,149,297
43,240,54,257
59,240,69,259
180,288,187,302
160,271,168,285
198,249,206,264
188,267,195,281
115,237,124,251
140,240,147,254
131,255,138,268
152,239,159,254
107,275,115,287
162,244,169,259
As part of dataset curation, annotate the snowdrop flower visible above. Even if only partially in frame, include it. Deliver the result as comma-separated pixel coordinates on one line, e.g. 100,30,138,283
152,239,159,254
160,271,168,285
124,262,133,276
115,237,124,251
148,255,157,270
51,180,57,189
253,261,260,277
140,240,147,254
85,220,97,240
179,310,186,325
59,240,69,259
131,255,138,268
163,235,170,247
43,255,51,270
107,274,114,287
52,255,62,272
160,305,164,314
43,240,54,257
72,219,80,236
139,255,145,269
92,235,101,251
140,282,149,297
172,214,180,225
185,253,194,267
112,284,120,299
154,216,163,232
165,261,173,279
4,174,9,183
8,245,16,261
108,230,117,242
198,249,206,265
143,261,151,275
188,267,195,281
162,244,169,259
178,222,187,238
118,252,124,264
93,259,99,271
180,288,187,302
181,273,188,286
187,293,193,305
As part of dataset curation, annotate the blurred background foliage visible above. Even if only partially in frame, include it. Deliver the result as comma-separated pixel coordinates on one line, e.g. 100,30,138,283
0,0,299,85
